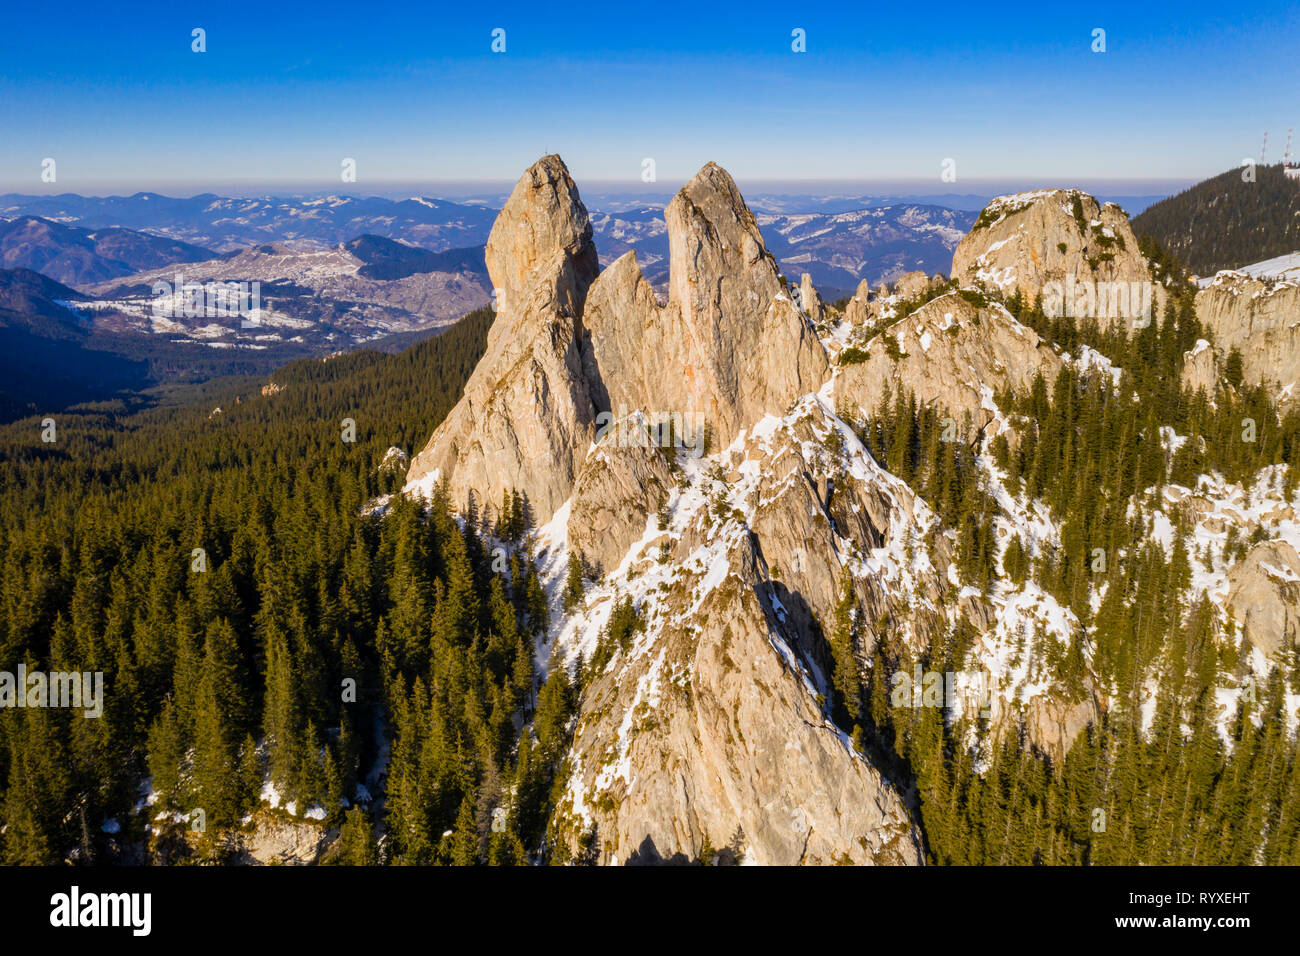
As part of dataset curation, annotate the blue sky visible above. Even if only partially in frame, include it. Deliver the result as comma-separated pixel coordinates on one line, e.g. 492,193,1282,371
2,0,1298,193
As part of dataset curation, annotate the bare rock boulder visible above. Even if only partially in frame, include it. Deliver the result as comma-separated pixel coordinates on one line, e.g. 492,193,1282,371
1227,539,1300,656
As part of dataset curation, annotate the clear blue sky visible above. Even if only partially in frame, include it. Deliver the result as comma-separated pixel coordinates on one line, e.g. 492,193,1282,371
2,0,1298,193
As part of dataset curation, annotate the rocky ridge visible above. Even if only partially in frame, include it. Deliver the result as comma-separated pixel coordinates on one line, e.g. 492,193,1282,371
402,159,1298,863
834,290,1062,442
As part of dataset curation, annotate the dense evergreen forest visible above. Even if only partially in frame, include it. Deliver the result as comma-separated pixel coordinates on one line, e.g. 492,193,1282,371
0,306,575,864
1132,164,1300,275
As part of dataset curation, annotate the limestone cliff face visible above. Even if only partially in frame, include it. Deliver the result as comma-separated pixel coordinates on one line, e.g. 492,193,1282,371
405,155,600,523
835,291,1062,441
736,400,947,667
554,398,932,865
1194,273,1300,404
581,163,829,451
560,537,922,866
1228,540,1300,656
951,189,1161,330
1181,338,1222,397
566,414,674,578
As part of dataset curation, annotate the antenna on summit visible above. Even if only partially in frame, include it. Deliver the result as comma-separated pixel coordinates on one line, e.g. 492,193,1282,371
1285,128,1300,181
1261,131,1269,166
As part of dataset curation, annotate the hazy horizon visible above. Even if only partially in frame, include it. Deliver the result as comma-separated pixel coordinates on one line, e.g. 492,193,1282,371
0,175,1203,208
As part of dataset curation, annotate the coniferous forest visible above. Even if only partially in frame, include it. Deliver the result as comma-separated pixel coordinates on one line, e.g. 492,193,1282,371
0,307,573,864
1131,164,1300,275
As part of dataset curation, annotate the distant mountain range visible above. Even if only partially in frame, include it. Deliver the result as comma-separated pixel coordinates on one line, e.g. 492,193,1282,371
0,215,215,285
1133,164,1300,276
2,191,975,297
0,183,1150,418
81,237,491,350
0,192,500,254
0,226,495,421
588,203,974,296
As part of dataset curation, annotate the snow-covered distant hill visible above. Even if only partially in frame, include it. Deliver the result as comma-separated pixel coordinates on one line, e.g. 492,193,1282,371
758,204,974,293
0,193,500,253
80,238,491,350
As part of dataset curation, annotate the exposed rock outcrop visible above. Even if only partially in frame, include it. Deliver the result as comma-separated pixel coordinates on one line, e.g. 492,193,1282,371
1228,539,1300,656
554,398,932,865
236,814,335,865
893,270,934,301
952,189,1161,329
559,532,921,865
737,400,947,665
835,290,1062,440
581,163,829,452
566,414,674,578
843,278,874,325
799,272,826,323
1018,697,1095,765
1180,338,1222,397
1194,273,1300,404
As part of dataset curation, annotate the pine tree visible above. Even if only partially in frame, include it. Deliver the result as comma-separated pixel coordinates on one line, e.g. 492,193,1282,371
562,552,585,614
192,619,249,827
827,575,862,732
330,807,378,865
451,790,480,866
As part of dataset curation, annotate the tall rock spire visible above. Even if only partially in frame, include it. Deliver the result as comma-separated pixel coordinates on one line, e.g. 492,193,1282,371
405,155,600,524
582,161,829,449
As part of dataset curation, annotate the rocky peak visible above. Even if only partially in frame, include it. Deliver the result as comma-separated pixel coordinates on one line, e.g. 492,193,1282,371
798,273,826,323
484,154,598,320
405,155,601,524
844,277,875,325
951,189,1160,330
581,161,829,450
